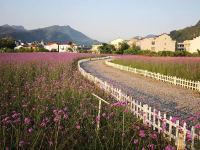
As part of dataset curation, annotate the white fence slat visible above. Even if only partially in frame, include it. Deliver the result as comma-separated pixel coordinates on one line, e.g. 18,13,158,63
169,116,173,141
175,120,180,145
153,109,156,130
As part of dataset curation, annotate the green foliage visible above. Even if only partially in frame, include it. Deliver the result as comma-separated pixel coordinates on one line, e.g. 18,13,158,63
114,42,130,54
157,51,174,56
173,50,192,57
98,43,115,54
124,44,141,55
0,38,16,50
139,50,157,56
119,42,130,51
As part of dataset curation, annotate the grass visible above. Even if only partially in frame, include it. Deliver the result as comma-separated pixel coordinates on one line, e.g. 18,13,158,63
0,53,185,149
112,55,200,81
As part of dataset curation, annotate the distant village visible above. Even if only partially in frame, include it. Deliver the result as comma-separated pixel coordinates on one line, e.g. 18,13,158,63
1,33,200,55
14,40,82,53
91,34,200,54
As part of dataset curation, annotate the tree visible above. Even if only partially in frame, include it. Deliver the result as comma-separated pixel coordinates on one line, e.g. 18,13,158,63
115,42,130,54
98,43,115,54
0,38,16,51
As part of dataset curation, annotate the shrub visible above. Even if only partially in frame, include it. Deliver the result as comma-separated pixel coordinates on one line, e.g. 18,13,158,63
139,50,157,56
157,51,174,56
174,50,192,57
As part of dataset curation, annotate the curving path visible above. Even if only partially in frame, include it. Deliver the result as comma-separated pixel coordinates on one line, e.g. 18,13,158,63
81,59,200,120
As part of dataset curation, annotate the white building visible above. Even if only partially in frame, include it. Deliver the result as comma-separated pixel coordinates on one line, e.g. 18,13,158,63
183,36,200,53
90,44,102,54
44,43,59,51
59,43,79,53
110,38,125,49
136,34,176,52
127,38,139,47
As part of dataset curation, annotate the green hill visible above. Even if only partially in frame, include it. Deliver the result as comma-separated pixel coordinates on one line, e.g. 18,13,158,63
170,21,200,42
0,25,100,46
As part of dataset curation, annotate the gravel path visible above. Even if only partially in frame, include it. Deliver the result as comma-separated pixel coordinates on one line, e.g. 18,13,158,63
81,60,200,120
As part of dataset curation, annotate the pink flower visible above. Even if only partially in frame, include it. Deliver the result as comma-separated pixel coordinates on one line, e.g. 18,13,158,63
165,145,176,150
150,133,157,140
148,144,155,150
102,113,106,117
139,130,145,138
111,101,127,107
28,128,33,133
171,117,179,123
133,139,138,144
96,116,100,123
5,147,9,150
76,124,81,130
48,140,53,146
24,117,31,125
195,123,200,129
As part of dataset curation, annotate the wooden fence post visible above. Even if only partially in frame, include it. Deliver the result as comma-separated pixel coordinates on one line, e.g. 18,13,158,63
97,99,102,131
177,132,185,150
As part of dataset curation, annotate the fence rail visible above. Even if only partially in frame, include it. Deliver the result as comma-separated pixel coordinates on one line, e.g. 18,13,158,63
78,57,200,150
105,59,200,92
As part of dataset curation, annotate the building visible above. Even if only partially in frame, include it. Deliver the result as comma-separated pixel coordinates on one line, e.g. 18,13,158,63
59,43,79,53
183,36,200,53
110,38,125,49
90,44,102,54
136,34,176,52
127,38,139,47
44,43,59,51
177,43,185,51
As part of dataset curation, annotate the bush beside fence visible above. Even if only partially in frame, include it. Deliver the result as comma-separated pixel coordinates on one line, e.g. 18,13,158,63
105,60,200,92
78,57,200,150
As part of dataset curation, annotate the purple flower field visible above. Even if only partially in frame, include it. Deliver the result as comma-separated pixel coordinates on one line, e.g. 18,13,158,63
0,53,197,149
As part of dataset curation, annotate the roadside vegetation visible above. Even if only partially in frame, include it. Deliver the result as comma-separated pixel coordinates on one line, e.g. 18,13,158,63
0,53,178,149
112,55,200,81
98,42,200,57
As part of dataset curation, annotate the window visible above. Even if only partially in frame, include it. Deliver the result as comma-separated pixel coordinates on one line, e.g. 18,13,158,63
152,41,155,45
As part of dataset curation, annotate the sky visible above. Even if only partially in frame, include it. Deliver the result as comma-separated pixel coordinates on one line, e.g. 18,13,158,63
1,0,200,42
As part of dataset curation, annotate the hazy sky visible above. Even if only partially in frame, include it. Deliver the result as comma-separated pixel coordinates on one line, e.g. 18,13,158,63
1,0,200,42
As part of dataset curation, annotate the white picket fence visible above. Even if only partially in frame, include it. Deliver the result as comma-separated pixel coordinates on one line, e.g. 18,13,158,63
78,57,200,150
105,60,200,92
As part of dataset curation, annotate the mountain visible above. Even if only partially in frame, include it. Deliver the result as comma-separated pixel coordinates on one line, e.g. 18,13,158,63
144,34,156,38
0,25,99,46
170,20,200,42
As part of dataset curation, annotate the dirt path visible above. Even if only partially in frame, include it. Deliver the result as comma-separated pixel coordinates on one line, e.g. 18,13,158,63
81,60,200,119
